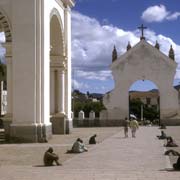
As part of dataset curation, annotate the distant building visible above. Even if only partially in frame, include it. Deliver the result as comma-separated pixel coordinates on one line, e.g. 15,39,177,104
129,90,159,108
72,90,103,103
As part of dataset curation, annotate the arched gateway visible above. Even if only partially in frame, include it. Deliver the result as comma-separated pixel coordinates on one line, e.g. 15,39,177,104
0,0,74,142
101,33,180,125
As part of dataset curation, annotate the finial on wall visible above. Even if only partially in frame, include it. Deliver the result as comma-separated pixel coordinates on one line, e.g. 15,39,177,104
112,45,117,62
127,41,131,51
155,41,160,50
169,45,175,60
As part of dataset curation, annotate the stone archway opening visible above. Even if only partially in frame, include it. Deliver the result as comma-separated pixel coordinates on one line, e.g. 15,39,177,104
50,14,64,57
129,80,160,125
0,10,12,130
49,11,66,134
0,31,6,118
0,11,12,43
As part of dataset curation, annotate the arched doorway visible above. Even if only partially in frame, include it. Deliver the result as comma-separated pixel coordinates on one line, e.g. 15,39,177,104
49,10,66,134
0,10,12,131
0,32,6,118
129,80,160,125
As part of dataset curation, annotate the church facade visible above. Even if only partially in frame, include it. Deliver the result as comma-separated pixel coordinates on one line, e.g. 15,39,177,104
101,37,180,125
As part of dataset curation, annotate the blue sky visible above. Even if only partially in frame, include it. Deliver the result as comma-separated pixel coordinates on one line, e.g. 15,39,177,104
72,0,180,93
0,1,180,94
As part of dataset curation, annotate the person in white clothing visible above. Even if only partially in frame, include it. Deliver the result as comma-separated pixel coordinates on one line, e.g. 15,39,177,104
129,119,139,138
67,138,88,153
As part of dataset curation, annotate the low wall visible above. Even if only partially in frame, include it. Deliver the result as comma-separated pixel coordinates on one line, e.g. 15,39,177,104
161,119,180,126
73,118,180,127
73,118,124,127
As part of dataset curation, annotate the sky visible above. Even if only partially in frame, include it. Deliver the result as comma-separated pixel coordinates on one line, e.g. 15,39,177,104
71,0,180,93
0,1,180,94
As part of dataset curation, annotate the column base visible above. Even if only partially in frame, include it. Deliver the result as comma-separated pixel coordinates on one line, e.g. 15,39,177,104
2,113,13,141
50,114,73,134
10,123,52,143
66,118,72,134
50,114,66,134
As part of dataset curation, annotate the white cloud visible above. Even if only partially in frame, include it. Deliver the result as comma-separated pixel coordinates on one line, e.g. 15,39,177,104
72,11,180,92
141,5,180,22
75,70,112,81
72,11,139,83
166,12,180,20
0,32,5,43
72,79,89,90
142,5,169,22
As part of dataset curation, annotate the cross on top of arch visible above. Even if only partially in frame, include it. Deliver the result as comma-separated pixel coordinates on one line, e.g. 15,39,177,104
138,24,147,40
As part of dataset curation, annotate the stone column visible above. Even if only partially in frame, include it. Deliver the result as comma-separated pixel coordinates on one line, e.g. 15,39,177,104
78,110,85,120
89,110,95,120
2,43,13,141
2,43,12,117
5,57,13,117
64,6,73,133
89,110,95,126
50,67,55,114
49,58,66,134
57,68,65,114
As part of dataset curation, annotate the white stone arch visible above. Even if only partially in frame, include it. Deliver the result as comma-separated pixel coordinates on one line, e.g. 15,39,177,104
50,8,65,115
0,8,12,42
128,79,160,92
49,6,69,134
0,8,13,131
103,40,180,125
50,8,65,57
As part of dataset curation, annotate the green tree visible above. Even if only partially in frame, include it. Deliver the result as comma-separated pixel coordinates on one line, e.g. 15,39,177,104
73,101,84,117
129,99,159,121
143,105,159,121
129,99,142,119
73,100,105,118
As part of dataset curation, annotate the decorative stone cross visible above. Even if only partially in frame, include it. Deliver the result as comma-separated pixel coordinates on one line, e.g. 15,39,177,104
138,24,147,40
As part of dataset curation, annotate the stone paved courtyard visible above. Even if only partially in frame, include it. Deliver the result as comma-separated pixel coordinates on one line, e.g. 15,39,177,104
0,126,180,180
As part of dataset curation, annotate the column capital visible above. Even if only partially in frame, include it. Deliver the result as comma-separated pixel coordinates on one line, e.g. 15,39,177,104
2,42,12,57
6,57,12,64
50,59,67,70
61,0,75,8
50,55,66,61
57,68,65,74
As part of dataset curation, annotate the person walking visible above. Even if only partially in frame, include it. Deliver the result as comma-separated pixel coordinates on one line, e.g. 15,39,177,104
123,117,129,138
129,118,139,138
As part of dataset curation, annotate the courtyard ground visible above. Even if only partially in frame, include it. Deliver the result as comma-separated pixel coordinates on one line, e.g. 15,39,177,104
0,126,180,180
0,127,122,166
